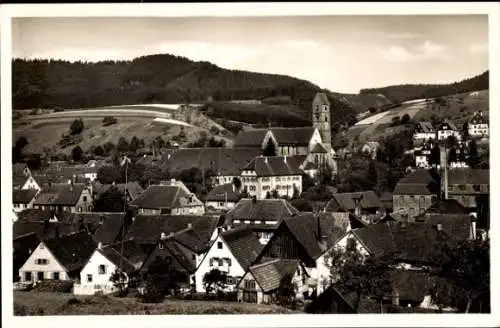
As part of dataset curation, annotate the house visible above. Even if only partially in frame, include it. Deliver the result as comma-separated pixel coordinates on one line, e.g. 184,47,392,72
60,165,100,182
163,148,261,187
446,168,489,209
253,213,352,297
467,111,488,137
105,240,152,271
241,155,303,200
74,242,136,295
19,230,97,283
325,191,382,221
33,183,93,213
360,141,380,160
129,180,204,215
392,169,440,222
13,232,42,282
204,182,241,212
93,181,144,203
223,198,300,244
420,198,469,217
414,142,433,168
13,163,32,179
413,122,436,142
13,166,41,191
437,119,461,141
192,226,263,293
13,189,38,212
236,259,307,304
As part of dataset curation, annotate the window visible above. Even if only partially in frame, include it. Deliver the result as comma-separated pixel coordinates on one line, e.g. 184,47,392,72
244,280,256,290
459,185,466,191
217,242,223,249
192,254,196,261
40,243,44,249
83,196,87,202
35,259,49,265
227,277,235,284
24,271,32,281
98,265,106,275
87,274,93,283
53,272,60,280
37,271,44,281
473,184,481,192
218,259,224,267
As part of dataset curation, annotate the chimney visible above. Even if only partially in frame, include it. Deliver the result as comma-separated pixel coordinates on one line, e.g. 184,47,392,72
392,291,400,306
283,155,287,163
439,146,448,200
160,232,167,240
436,223,442,231
97,242,102,250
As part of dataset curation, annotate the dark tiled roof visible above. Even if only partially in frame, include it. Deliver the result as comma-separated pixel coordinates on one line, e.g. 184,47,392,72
417,214,472,240
13,221,83,239
469,112,488,125
173,227,214,254
415,122,435,133
204,183,241,202
141,239,196,273
233,130,269,148
447,168,489,185
326,191,382,212
94,182,144,201
13,189,38,204
224,198,300,224
44,231,97,273
243,156,302,176
438,119,458,131
14,232,41,275
129,183,201,210
390,269,436,303
311,143,328,153
393,169,440,196
125,215,219,245
16,208,55,222
305,285,356,314
33,183,86,206
424,199,468,215
99,246,136,274
234,127,316,148
249,259,300,293
164,148,262,176
221,226,263,270
107,240,151,270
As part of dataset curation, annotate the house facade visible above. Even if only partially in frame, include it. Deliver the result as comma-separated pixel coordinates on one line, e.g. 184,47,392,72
437,119,461,141
446,168,489,209
13,189,38,212
241,156,302,200
19,240,69,282
33,183,93,213
467,111,488,137
413,122,436,142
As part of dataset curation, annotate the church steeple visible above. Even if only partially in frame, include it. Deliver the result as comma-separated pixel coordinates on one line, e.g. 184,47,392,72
312,92,331,151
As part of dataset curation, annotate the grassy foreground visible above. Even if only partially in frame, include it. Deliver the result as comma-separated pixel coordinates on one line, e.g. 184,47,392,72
14,291,300,315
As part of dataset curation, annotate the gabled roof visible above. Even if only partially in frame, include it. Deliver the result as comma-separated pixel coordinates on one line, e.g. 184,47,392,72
438,119,458,131
234,127,317,148
124,215,219,245
311,143,328,154
13,189,38,204
129,183,201,210
305,285,357,314
233,130,269,148
447,168,489,185
164,147,262,176
312,92,331,107
469,112,488,125
221,226,263,271
325,191,382,212
94,182,144,200
107,240,151,269
224,198,300,224
416,214,473,240
248,259,300,293
98,246,136,274
33,183,86,206
393,169,440,196
415,122,435,133
173,226,215,254
43,231,97,273
13,221,83,240
204,183,240,202
424,199,468,215
243,156,303,176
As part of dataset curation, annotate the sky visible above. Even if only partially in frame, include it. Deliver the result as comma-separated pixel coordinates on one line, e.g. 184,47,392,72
12,15,488,93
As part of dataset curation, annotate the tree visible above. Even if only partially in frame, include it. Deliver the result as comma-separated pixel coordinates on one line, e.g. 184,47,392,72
139,256,188,303
110,268,129,297
400,113,411,124
15,136,28,150
97,165,122,184
445,135,458,150
103,141,115,155
431,238,490,313
391,116,400,126
93,186,125,212
467,140,480,168
232,177,242,191
367,161,378,189
202,269,227,295
129,136,141,153
301,173,315,192
70,118,84,135
102,116,117,126
117,136,129,153
462,122,469,140
72,145,83,162
448,148,458,164
276,275,297,309
368,107,377,114
263,140,277,157
290,198,313,212
430,143,441,166
93,145,105,157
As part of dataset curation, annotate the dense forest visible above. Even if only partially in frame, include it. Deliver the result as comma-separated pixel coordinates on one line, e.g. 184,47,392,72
359,71,489,104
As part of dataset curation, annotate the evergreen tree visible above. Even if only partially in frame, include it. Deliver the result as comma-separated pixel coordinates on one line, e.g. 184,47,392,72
72,145,84,162
70,118,84,135
263,140,277,157
467,140,480,168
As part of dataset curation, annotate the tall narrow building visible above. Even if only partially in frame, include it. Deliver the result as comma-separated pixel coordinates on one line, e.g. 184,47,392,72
312,92,332,152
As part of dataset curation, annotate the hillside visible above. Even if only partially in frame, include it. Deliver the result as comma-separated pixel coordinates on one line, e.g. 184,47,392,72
359,71,488,104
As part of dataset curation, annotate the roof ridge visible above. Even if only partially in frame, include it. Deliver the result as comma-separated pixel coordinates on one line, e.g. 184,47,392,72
250,258,281,269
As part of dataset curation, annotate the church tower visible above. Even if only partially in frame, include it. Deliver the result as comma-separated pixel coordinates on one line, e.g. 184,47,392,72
312,92,332,151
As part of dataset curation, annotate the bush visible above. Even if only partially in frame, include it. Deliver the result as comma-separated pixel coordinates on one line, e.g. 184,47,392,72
70,118,84,135
137,283,165,304
103,116,118,126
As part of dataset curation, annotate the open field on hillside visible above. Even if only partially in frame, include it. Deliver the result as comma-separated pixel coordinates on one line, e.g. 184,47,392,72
347,89,489,146
14,291,298,315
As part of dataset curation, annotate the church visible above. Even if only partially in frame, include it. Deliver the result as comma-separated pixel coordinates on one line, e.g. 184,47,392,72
233,92,337,173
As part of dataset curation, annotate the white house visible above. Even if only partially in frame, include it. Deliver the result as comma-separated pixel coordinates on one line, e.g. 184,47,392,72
74,243,135,295
19,231,97,283
241,156,303,200
468,111,489,137
437,119,461,141
413,122,436,141
414,143,432,169
192,227,262,293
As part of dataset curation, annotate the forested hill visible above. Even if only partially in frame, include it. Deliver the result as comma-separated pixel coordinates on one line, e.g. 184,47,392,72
359,71,489,104
13,54,324,111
